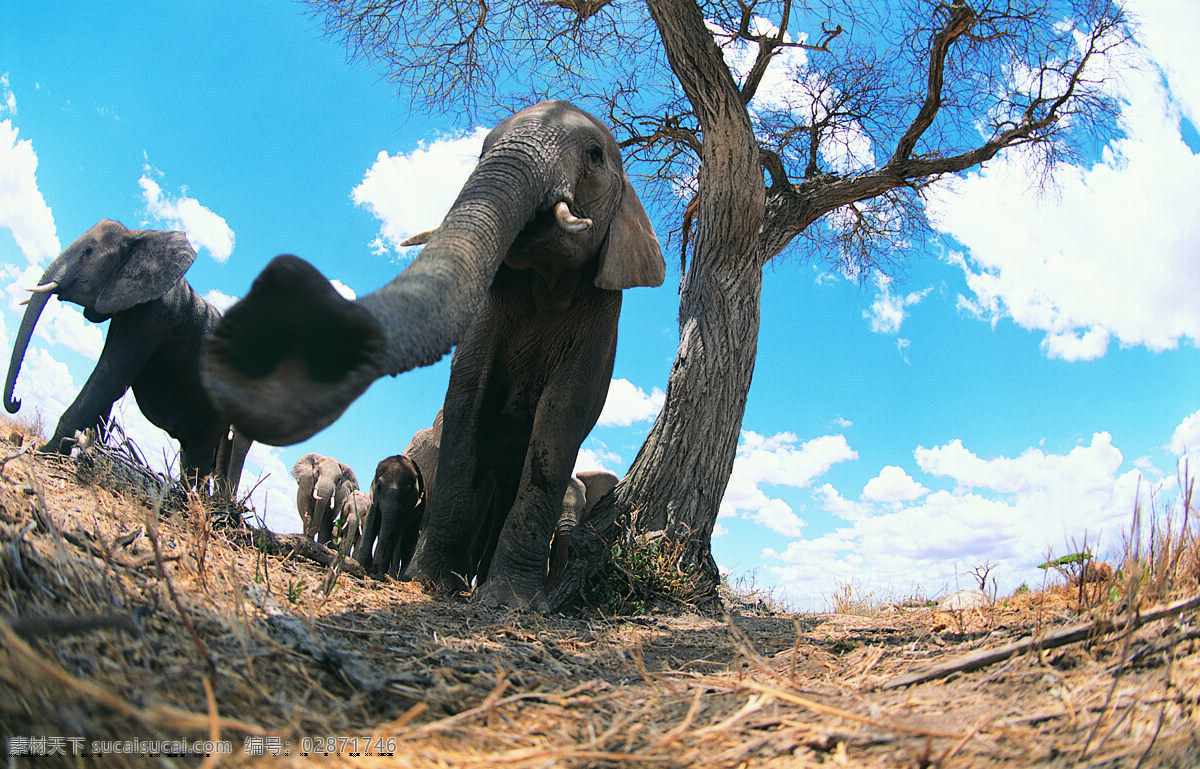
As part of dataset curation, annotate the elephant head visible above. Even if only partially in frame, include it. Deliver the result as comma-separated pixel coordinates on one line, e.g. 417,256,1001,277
5,220,196,414
368,454,425,578
546,470,619,592
291,452,359,545
202,101,663,446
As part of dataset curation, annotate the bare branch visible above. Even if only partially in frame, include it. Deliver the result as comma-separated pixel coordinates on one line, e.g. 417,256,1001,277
890,0,977,163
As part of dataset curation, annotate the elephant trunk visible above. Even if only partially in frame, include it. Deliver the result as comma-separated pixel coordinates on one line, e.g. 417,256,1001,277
202,142,554,446
5,259,67,413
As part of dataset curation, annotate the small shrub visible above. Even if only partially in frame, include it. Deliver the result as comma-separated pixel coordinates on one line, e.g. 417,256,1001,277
584,532,709,614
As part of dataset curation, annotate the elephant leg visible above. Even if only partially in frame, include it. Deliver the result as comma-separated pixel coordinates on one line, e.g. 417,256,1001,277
358,502,382,574
407,325,498,589
316,499,336,546
45,321,154,454
480,384,611,610
213,428,252,499
468,471,506,583
477,301,617,610
396,521,421,577
177,425,225,488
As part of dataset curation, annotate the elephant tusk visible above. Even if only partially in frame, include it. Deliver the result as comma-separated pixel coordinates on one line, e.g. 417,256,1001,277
555,201,593,233
26,281,59,294
400,228,436,247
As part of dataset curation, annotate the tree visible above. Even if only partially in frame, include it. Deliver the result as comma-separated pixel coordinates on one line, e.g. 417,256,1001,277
308,0,1131,610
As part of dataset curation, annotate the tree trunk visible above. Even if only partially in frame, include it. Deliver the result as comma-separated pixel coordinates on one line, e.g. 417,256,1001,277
549,0,765,610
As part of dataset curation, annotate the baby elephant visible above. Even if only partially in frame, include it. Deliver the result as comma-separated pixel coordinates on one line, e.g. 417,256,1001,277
337,489,371,559
357,455,425,578
291,453,359,545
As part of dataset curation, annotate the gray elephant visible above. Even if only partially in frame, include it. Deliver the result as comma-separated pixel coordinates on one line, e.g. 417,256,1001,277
403,409,441,505
546,470,619,593
356,454,425,578
203,101,664,610
4,219,250,492
291,453,358,545
337,489,371,559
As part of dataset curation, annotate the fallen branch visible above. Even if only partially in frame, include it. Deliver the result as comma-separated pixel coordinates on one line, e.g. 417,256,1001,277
60,527,180,570
245,528,365,578
7,612,140,639
881,592,1200,690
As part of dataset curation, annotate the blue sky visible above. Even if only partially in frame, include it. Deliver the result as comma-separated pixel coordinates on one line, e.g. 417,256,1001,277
2,1,1197,610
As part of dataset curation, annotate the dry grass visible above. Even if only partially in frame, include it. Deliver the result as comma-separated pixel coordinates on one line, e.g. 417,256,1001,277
2,417,1199,767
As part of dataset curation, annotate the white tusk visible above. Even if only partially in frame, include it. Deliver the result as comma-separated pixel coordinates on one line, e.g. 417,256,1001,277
555,201,593,233
26,281,59,294
400,228,436,247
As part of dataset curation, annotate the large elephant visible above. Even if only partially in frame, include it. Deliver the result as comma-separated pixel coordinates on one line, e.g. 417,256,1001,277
291,453,358,545
546,470,619,593
356,454,425,578
4,220,250,493
203,101,664,610
404,409,441,505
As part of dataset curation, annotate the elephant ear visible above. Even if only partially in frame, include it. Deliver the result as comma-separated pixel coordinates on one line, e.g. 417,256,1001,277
594,178,665,291
94,230,197,315
291,453,322,481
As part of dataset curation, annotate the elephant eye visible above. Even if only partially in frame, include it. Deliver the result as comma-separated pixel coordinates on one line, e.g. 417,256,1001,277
586,145,604,166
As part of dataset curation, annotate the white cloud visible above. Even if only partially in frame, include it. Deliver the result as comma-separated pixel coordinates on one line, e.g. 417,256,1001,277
760,433,1148,610
0,81,59,264
12,347,78,428
916,433,1125,497
813,482,872,522
711,16,810,114
720,431,858,536
1168,409,1200,458
862,465,930,502
353,128,489,256
203,289,238,314
736,431,858,487
1,74,15,116
329,279,356,301
748,498,806,538
598,378,665,427
927,31,1200,360
139,168,235,263
574,445,623,475
863,272,931,335
1128,0,1200,126
238,444,302,534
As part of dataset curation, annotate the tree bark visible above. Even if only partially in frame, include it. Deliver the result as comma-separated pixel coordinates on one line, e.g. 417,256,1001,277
550,0,765,610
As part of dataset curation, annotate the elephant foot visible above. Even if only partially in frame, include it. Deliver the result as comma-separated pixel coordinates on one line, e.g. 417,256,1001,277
474,578,550,613
407,566,470,596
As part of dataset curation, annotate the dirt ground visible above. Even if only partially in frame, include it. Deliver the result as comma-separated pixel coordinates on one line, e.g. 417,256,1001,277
2,420,1199,767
